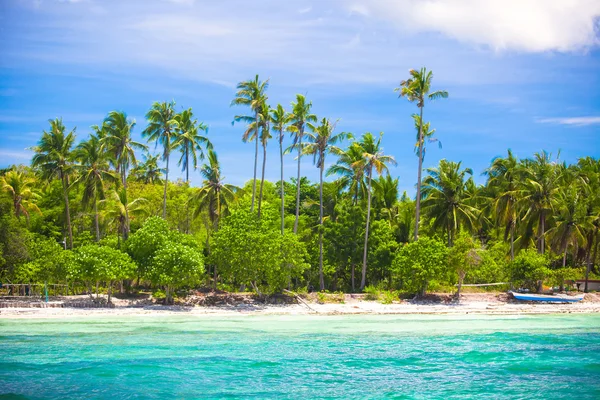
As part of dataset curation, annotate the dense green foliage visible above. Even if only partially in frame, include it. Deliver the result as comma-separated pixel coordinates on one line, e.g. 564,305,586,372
1,72,599,298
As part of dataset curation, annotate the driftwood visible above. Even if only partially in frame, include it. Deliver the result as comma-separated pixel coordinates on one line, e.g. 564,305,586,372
283,289,318,313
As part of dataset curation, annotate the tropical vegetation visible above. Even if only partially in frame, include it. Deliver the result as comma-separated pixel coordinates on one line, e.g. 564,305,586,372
1,70,599,303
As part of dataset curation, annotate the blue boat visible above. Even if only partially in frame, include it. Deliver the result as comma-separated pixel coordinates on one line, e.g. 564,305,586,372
510,292,584,303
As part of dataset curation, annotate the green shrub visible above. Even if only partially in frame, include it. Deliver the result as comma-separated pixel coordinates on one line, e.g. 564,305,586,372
380,290,397,304
509,249,549,292
364,285,379,300
317,292,326,304
392,237,449,296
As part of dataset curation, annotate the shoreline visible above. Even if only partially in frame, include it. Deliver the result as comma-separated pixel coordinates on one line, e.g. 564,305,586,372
1,292,600,319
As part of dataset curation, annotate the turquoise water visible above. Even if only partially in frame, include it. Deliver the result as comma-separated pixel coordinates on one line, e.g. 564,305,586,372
1,314,599,399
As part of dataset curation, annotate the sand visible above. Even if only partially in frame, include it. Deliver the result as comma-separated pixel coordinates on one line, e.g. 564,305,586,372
1,292,599,319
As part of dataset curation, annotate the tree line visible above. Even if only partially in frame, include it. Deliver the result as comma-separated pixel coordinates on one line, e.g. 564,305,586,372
1,68,599,302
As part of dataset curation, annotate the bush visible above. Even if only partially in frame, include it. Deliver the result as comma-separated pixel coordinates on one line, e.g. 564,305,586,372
392,237,449,296
71,245,136,301
380,290,397,304
510,249,549,292
149,242,204,304
364,285,379,300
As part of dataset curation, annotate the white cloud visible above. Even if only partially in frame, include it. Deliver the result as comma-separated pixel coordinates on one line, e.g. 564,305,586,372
350,0,600,52
536,116,600,126
5,0,598,90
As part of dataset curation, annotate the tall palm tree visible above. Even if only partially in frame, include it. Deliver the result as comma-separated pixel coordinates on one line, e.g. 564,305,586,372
256,103,271,219
142,101,177,219
131,153,165,184
173,108,212,232
421,159,478,246
271,104,290,234
519,151,559,254
0,168,41,220
31,118,76,248
288,94,317,233
302,117,349,290
72,134,118,241
231,75,269,213
395,68,448,241
192,149,239,290
484,150,519,260
327,142,367,205
101,111,147,239
411,114,441,160
353,133,397,290
102,188,148,243
173,108,211,184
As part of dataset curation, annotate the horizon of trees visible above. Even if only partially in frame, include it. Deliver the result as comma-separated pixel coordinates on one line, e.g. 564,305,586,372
1,69,599,302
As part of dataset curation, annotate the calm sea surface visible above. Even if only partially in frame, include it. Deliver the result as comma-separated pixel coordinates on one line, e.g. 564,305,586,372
1,313,599,399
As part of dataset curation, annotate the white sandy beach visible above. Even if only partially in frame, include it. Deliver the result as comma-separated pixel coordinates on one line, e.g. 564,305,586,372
1,292,599,319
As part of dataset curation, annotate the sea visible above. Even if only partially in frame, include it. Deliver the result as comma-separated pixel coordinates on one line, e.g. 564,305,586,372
1,313,599,399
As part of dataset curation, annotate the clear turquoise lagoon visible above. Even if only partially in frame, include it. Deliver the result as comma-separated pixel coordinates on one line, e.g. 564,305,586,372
1,314,599,399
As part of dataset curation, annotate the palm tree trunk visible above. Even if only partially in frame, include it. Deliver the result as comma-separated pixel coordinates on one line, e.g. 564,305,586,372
510,223,515,261
251,111,259,213
186,146,190,234
279,130,285,235
293,134,303,234
319,162,325,291
61,172,73,249
540,210,545,254
94,198,100,242
585,230,597,293
258,142,267,218
414,106,425,241
163,148,169,219
360,167,373,291
122,166,130,241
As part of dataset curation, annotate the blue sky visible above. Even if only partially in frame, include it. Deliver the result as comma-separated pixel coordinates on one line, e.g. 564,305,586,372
1,0,599,195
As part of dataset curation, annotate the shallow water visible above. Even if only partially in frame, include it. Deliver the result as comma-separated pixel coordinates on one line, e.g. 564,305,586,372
1,314,599,399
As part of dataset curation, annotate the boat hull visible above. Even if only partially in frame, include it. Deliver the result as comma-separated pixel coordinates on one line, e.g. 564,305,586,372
510,292,584,303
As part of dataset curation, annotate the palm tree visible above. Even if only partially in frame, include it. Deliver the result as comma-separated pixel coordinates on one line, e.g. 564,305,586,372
72,134,118,241
31,118,76,248
101,111,147,239
191,149,239,290
327,142,367,205
173,108,212,232
302,117,349,290
373,173,400,227
411,114,441,160
231,75,269,213
0,168,41,220
547,185,589,268
484,150,519,260
271,104,290,234
519,151,559,254
102,188,148,243
288,94,317,233
142,101,177,219
131,153,165,184
173,108,211,184
192,150,239,230
353,133,397,290
256,103,271,219
577,157,600,292
421,160,478,246
395,68,448,241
